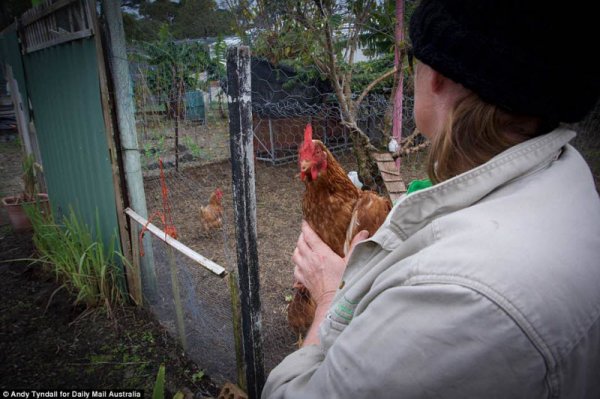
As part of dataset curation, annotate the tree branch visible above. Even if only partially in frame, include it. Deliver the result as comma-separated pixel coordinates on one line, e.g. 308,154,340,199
355,67,396,109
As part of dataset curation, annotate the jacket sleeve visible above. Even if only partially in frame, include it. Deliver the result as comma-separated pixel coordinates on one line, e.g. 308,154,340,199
262,283,548,399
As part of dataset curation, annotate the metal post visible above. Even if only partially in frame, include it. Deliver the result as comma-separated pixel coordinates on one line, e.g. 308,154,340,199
268,118,275,165
393,0,405,169
101,0,157,302
227,45,265,399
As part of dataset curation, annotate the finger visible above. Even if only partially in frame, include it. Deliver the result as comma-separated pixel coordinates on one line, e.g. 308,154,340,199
295,232,311,258
291,246,300,265
301,221,326,250
293,265,304,286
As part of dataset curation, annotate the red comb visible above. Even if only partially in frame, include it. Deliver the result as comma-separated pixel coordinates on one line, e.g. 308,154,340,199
304,123,313,142
299,123,315,159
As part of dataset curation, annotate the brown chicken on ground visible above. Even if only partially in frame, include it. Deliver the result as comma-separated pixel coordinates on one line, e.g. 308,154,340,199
199,187,223,235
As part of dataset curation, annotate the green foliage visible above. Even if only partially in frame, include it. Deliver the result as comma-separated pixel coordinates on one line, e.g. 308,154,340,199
191,370,205,382
152,364,166,399
207,34,227,81
142,132,166,168
25,205,127,309
123,0,234,43
123,13,161,43
182,136,205,159
243,0,418,82
350,53,396,94
134,25,210,119
21,153,41,202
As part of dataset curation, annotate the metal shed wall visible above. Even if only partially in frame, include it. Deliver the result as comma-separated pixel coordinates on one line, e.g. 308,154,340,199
0,27,31,122
23,37,120,244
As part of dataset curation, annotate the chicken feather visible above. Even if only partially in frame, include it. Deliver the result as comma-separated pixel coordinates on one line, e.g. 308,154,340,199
199,188,223,235
288,124,392,338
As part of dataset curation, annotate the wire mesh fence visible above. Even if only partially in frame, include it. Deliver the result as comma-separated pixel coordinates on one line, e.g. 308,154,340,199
130,52,230,174
147,236,238,383
128,44,430,387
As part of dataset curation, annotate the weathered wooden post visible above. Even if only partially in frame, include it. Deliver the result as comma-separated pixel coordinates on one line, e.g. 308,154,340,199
227,45,265,398
101,0,157,303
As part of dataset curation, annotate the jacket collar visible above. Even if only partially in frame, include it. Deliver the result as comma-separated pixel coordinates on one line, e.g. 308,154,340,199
384,128,575,241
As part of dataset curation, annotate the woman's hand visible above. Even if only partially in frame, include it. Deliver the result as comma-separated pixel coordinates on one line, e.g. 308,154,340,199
292,221,368,306
292,221,369,347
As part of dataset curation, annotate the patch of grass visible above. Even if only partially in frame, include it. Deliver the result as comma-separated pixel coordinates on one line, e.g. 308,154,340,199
191,370,205,383
24,204,128,310
0,138,21,155
182,135,205,159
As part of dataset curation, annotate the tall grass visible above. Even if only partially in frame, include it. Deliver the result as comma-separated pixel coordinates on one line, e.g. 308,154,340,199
24,204,128,309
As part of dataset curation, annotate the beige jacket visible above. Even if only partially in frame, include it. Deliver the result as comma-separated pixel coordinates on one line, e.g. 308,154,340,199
263,128,600,399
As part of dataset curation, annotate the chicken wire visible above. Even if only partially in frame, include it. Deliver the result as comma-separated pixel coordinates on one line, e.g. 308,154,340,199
130,52,231,174
144,236,238,385
141,156,301,378
130,47,429,386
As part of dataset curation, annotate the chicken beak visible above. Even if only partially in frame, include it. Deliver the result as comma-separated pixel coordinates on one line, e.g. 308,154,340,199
300,160,312,180
300,159,311,172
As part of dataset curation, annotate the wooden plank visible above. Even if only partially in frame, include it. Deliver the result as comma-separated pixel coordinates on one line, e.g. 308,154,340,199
380,173,404,182
20,0,79,27
125,207,227,277
102,0,160,300
6,66,32,156
25,29,93,53
228,271,247,391
82,0,93,33
87,0,134,305
128,221,143,305
371,152,394,162
385,180,407,193
376,161,401,175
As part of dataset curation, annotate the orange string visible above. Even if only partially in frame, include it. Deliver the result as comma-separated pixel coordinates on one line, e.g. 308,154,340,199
139,159,178,257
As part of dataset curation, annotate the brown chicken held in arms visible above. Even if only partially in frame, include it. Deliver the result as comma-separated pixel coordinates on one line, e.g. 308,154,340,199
287,123,392,339
200,187,224,235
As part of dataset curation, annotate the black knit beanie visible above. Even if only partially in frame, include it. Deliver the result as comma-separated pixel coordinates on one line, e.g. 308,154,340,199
409,0,600,123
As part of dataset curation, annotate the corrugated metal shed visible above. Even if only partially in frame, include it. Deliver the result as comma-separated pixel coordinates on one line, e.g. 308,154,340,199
23,38,120,244
0,27,31,122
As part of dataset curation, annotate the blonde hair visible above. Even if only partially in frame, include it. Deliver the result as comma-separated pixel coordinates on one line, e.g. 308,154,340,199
427,93,552,184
